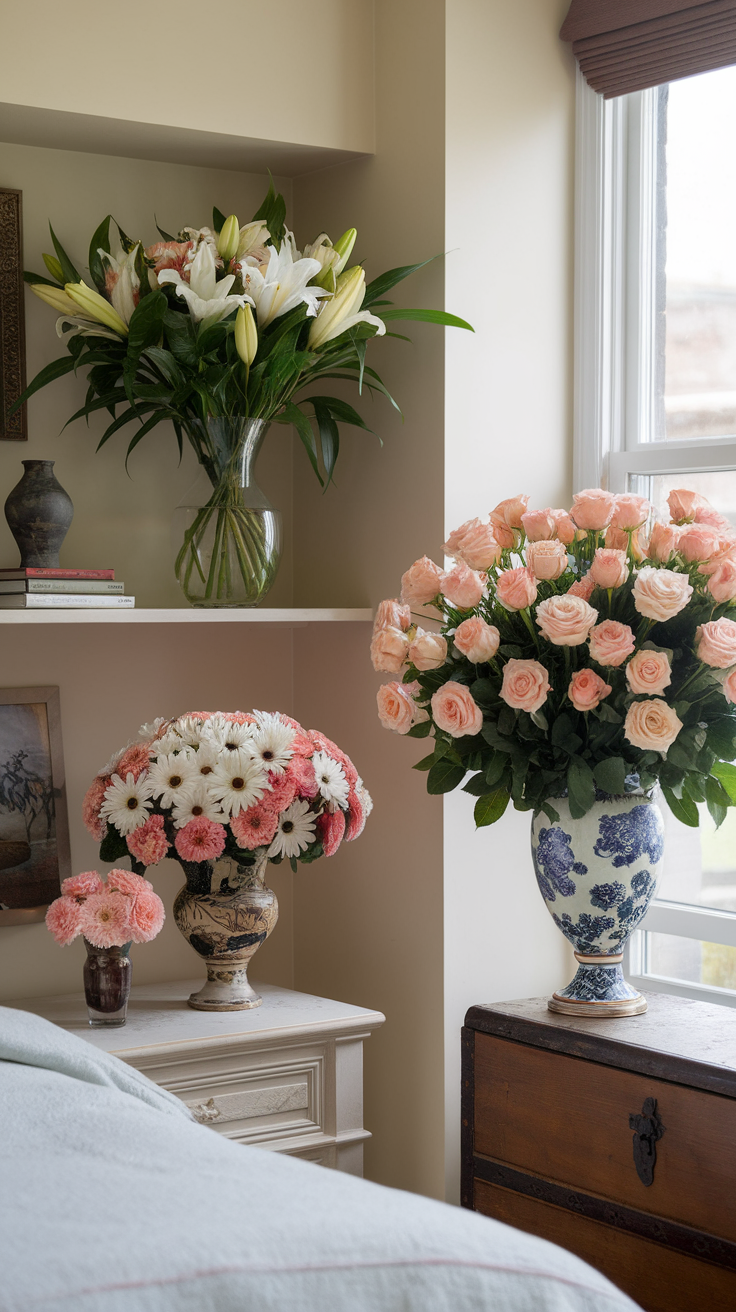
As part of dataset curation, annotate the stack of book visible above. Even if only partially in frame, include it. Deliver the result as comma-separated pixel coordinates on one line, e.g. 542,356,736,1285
0,568,135,609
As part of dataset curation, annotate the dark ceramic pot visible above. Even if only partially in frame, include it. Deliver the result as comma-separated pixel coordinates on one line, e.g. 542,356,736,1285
4,460,74,568
82,939,132,1026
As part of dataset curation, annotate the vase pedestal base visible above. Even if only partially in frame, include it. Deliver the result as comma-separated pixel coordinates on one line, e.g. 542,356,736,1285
188,965,263,1012
548,952,647,1018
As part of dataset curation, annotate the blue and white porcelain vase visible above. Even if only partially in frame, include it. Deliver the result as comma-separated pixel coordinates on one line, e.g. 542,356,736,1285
531,786,665,1017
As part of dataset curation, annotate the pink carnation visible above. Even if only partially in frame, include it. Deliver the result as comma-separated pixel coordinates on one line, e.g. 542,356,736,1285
345,787,366,841
318,808,346,857
46,896,83,945
265,770,300,810
288,755,320,799
128,889,165,943
223,711,255,724
107,868,153,896
126,814,170,866
231,801,280,849
174,817,227,862
82,776,109,840
145,239,194,278
115,742,152,781
277,714,314,757
61,870,104,899
79,893,132,949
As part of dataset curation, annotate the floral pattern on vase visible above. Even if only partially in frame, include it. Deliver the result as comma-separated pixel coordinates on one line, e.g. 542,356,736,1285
531,788,664,1016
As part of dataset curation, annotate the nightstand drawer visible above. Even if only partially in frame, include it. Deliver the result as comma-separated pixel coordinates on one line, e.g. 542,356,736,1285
474,1032,736,1243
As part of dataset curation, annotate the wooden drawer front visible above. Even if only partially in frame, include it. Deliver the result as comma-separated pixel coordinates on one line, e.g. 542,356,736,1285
474,1033,736,1243
475,1180,736,1312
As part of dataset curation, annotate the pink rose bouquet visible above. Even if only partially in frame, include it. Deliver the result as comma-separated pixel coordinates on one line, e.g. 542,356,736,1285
371,488,736,830
83,711,372,884
46,869,164,949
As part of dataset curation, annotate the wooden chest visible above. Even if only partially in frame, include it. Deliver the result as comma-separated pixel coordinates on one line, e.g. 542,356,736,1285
462,994,736,1312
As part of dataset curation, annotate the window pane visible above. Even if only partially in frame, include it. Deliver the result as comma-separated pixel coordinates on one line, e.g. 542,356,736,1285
656,800,736,914
645,932,736,992
661,68,736,441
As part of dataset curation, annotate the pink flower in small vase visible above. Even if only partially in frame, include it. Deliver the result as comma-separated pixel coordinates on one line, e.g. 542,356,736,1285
128,889,166,943
174,817,227,862
61,870,104,899
82,777,109,840
79,893,133,949
107,868,153,896
231,801,280,849
318,808,346,857
126,814,170,866
115,742,153,781
46,896,83,945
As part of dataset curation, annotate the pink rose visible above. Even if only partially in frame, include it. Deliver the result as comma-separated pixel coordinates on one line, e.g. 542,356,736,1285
589,548,629,590
724,669,736,705
647,522,681,563
431,681,484,738
490,495,530,547
496,565,537,611
694,505,732,532
526,539,568,581
568,668,612,712
551,510,577,545
626,649,672,696
374,598,411,632
707,556,736,604
500,659,551,713
453,617,500,663
443,518,501,570
605,525,645,560
370,625,410,673
678,525,721,564
589,620,636,667
377,681,427,735
696,618,736,669
624,700,683,754
536,595,598,646
568,574,596,600
570,489,616,531
441,561,485,610
611,494,651,530
668,488,703,524
408,628,448,671
400,556,444,606
521,508,556,541
633,567,693,622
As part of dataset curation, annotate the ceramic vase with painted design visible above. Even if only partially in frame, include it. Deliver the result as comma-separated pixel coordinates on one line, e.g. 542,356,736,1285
531,786,664,1017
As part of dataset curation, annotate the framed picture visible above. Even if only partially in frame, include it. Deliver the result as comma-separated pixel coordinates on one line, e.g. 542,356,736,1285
0,688,70,925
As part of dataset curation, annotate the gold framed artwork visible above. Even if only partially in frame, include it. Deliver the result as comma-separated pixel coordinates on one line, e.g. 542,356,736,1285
0,687,70,925
0,186,27,441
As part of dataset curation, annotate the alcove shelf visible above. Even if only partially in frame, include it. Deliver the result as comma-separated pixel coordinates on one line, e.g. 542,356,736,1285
0,607,373,625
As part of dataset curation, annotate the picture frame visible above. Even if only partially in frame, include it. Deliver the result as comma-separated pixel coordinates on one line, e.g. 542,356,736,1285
0,187,27,441
0,687,70,925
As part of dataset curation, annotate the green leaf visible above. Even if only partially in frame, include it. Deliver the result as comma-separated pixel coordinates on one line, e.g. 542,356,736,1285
99,823,128,862
531,709,549,731
412,753,435,772
88,215,112,293
48,223,81,284
567,757,596,819
474,789,510,828
540,801,561,824
711,761,736,804
23,270,63,288
212,207,226,234
595,702,622,724
663,785,700,827
312,400,340,486
155,217,177,242
706,775,731,829
708,718,736,761
485,752,508,788
426,759,466,795
463,771,492,796
363,257,438,308
407,720,432,739
378,306,474,331
302,395,374,434
282,402,323,485
252,176,286,248
8,354,78,416
593,757,627,796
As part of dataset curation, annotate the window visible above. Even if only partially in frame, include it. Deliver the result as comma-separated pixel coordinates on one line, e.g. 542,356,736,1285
574,65,736,1005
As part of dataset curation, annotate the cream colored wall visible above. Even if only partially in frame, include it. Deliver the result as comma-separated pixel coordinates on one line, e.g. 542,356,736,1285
442,0,576,1201
0,1,375,156
0,143,294,608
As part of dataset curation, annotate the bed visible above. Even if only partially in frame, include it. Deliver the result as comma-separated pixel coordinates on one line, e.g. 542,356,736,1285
0,1005,641,1311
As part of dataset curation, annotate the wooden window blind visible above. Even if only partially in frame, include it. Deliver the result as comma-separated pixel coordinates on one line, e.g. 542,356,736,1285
560,1,736,97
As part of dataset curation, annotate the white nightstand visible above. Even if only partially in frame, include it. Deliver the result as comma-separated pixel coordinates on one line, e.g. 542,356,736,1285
13,980,385,1175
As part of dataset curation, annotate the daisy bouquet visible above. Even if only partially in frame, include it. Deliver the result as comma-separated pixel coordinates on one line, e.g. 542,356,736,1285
83,710,372,885
46,869,165,948
372,487,736,829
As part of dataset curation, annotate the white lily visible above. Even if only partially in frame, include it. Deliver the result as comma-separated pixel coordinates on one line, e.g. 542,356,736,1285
302,233,340,277
307,266,385,350
158,241,254,325
239,231,330,328
99,244,141,324
237,220,271,261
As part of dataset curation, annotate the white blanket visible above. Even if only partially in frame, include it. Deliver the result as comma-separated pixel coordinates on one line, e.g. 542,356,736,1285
0,1006,641,1312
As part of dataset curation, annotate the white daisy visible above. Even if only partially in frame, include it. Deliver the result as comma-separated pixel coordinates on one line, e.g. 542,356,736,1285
171,714,210,748
311,750,350,810
171,781,226,829
147,752,199,808
202,714,255,754
151,730,191,757
138,717,167,739
250,712,295,776
96,744,127,778
269,798,316,860
208,749,268,817
99,771,153,835
189,741,220,782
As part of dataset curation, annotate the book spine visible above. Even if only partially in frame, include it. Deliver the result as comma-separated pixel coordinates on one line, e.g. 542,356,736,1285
24,580,125,595
18,568,115,580
23,594,135,608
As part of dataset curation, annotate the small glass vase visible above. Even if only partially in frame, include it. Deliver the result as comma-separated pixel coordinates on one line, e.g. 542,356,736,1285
82,939,132,1027
174,416,282,608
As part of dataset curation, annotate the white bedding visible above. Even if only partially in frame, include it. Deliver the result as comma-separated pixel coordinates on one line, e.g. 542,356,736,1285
0,1005,641,1312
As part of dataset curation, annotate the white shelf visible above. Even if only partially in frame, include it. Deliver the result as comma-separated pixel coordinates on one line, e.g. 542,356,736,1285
0,607,373,625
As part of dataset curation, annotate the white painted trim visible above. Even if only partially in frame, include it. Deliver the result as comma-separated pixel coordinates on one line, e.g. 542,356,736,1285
641,898,736,948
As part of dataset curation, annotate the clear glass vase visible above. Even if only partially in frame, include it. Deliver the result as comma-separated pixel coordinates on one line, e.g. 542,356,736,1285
174,416,282,608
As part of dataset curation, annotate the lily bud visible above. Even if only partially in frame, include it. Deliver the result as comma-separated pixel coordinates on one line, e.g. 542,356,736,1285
307,266,366,350
42,253,64,282
30,283,85,317
65,281,129,336
217,214,240,262
235,304,258,366
333,228,357,274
